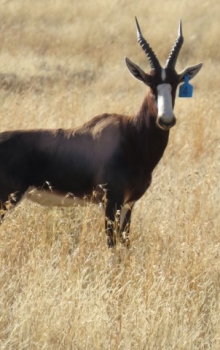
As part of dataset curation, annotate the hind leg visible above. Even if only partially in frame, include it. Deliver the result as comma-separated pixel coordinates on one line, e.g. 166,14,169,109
0,188,27,223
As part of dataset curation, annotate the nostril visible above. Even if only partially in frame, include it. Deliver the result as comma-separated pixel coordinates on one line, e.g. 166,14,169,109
158,116,176,130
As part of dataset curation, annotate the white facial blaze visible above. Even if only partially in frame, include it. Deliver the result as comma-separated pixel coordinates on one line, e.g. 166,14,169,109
157,83,175,122
161,68,166,81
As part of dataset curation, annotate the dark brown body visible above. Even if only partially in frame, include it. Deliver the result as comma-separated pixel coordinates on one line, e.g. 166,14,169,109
0,107,169,246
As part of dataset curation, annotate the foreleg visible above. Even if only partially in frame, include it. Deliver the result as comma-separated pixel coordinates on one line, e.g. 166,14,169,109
119,202,135,248
105,200,122,248
105,199,135,249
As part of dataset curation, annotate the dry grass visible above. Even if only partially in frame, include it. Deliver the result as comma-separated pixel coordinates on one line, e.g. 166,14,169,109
0,0,220,349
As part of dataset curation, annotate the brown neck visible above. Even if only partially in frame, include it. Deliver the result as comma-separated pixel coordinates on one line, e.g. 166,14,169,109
132,91,158,129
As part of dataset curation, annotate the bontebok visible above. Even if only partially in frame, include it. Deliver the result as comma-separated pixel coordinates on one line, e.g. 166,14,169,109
0,18,202,248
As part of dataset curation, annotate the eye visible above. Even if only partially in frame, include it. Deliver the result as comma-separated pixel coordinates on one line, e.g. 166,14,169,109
150,87,157,96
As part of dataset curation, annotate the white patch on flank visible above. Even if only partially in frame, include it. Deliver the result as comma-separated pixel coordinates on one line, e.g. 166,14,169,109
161,68,166,81
157,83,175,122
26,188,86,207
26,187,103,207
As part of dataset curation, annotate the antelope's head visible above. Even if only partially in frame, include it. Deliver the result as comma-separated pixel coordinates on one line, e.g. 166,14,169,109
125,18,202,130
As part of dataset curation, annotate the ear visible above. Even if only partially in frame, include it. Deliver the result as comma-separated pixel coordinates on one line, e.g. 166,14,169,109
125,57,152,85
178,63,202,83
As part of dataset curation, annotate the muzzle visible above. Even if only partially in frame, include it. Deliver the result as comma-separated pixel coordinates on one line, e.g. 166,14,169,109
156,83,176,130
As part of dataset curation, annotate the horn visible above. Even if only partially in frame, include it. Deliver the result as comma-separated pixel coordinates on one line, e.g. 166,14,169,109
166,20,184,69
135,17,161,71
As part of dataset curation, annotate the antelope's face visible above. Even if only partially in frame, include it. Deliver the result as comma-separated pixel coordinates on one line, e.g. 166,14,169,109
125,18,202,131
145,67,179,130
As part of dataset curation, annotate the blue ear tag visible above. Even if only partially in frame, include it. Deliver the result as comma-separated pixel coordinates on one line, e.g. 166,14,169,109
179,74,193,98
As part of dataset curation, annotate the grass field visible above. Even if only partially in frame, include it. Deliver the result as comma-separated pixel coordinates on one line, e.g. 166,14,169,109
0,0,220,349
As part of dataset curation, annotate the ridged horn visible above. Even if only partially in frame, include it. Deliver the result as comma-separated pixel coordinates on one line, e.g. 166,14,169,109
166,20,184,69
135,17,161,71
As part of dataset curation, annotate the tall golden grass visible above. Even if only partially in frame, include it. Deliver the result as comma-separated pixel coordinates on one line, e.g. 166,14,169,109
0,0,220,349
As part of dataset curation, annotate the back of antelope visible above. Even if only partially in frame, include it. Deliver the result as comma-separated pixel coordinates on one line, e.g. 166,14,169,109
0,18,202,248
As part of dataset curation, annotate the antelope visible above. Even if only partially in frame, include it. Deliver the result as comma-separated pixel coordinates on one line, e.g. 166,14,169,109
0,18,202,248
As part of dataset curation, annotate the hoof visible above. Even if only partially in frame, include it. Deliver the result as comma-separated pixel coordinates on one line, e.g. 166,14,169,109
120,237,130,249
107,237,116,249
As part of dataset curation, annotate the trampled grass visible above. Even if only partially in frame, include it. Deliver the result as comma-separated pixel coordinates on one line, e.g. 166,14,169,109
0,0,220,349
